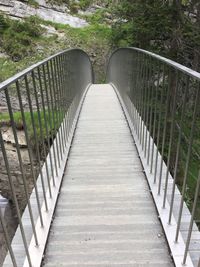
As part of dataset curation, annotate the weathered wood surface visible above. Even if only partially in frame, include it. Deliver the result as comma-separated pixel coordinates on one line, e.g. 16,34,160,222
42,84,174,266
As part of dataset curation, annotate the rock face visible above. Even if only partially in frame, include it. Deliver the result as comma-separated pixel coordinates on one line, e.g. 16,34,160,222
0,91,22,114
0,127,39,210
0,0,88,27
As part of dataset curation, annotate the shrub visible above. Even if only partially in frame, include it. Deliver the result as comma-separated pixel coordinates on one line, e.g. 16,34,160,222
3,31,32,60
79,0,93,10
14,16,43,37
0,14,9,34
69,2,79,14
26,0,39,8
2,16,43,61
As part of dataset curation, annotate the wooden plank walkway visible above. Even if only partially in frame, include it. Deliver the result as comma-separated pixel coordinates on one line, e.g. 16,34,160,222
42,84,174,267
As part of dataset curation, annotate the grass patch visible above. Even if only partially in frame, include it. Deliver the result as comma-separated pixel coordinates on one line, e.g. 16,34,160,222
65,24,111,46
0,110,64,147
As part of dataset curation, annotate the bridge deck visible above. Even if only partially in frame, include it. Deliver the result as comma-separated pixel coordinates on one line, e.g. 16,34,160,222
42,84,174,266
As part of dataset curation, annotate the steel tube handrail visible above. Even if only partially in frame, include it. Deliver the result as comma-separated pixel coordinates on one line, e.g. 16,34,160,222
109,47,200,81
0,48,93,267
107,47,200,267
0,49,94,92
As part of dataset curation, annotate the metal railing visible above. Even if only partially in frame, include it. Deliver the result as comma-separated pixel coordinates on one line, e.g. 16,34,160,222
107,48,200,267
0,49,93,267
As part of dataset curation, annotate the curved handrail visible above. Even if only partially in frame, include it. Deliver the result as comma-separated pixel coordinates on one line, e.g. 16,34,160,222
107,47,200,157
107,47,200,81
0,48,93,267
0,48,94,91
106,47,200,267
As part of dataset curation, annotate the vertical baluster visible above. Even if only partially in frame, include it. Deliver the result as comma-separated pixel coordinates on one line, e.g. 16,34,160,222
158,67,172,195
55,55,67,148
148,61,160,168
127,55,131,116
132,51,138,131
57,54,67,146
0,129,32,266
61,53,69,144
168,76,189,224
138,53,143,141
175,84,200,242
183,170,200,264
61,53,71,141
61,53,69,143
5,87,39,247
139,54,146,145
142,57,152,158
153,64,166,183
133,51,139,124
0,207,18,267
68,56,74,134
37,66,56,182
141,55,148,151
72,54,79,124
132,51,138,128
62,53,70,141
42,64,59,175
146,57,155,164
134,53,139,135
46,62,61,167
136,51,142,134
24,75,49,209
64,54,71,141
35,66,55,186
55,56,66,152
135,52,142,136
16,80,43,226
52,57,65,154
31,70,55,187
49,60,63,161
66,54,73,136
163,71,179,208
140,53,146,140
129,52,135,118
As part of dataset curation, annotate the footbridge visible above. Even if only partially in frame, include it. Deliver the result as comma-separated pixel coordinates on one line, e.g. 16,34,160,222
0,48,200,267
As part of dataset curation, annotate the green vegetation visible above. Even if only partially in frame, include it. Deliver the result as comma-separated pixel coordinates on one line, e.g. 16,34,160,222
85,8,108,24
78,0,93,10
0,12,111,82
111,0,200,71
0,15,44,61
139,71,200,224
47,0,93,10
27,0,39,8
47,0,69,5
0,110,62,148
0,14,9,34
64,24,111,47
0,0,199,227
111,0,200,226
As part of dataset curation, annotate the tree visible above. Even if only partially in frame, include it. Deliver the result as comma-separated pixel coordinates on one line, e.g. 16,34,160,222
111,0,200,70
